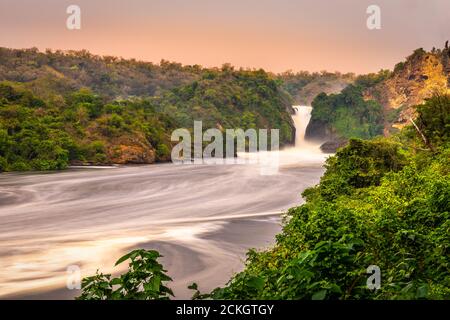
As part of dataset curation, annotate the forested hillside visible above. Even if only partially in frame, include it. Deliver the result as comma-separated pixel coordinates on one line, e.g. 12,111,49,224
305,71,389,150
0,49,295,171
196,93,450,300
0,47,202,98
2,45,449,170
305,44,450,151
77,93,450,300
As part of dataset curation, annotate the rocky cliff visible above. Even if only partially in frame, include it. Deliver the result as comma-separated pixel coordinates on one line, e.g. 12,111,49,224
364,43,450,132
306,43,450,152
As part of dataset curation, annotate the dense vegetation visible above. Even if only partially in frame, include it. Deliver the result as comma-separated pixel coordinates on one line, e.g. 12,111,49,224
77,94,449,300
3,46,448,300
307,43,449,146
0,47,202,98
198,93,449,300
0,50,295,171
0,47,363,171
0,82,177,171
0,47,355,106
306,71,390,142
155,67,294,141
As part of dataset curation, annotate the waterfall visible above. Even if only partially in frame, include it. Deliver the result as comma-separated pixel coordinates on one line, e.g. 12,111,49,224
292,105,313,148
240,105,327,167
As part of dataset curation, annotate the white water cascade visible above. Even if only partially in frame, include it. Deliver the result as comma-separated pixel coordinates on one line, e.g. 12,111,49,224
258,105,328,166
292,105,313,148
240,105,327,166
0,106,330,300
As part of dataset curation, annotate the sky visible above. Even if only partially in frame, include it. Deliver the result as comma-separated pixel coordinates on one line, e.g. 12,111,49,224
0,0,449,74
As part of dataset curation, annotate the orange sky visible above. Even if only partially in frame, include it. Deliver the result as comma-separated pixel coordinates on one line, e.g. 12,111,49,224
1,0,449,74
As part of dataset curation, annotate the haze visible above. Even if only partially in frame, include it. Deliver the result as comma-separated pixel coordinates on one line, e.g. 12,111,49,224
1,0,449,73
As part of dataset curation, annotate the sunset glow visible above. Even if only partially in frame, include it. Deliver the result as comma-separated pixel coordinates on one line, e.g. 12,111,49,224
1,0,449,73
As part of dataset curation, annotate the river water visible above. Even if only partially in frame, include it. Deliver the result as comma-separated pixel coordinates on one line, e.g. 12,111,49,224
0,106,328,299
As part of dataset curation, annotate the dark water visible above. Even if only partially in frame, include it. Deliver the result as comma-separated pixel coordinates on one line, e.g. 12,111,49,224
0,151,326,299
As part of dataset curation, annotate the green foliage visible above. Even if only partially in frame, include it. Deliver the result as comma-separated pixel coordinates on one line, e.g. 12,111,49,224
354,70,391,89
310,83,384,140
76,249,173,300
200,94,450,300
314,138,407,200
156,143,170,160
0,47,201,98
414,93,450,147
0,58,296,171
0,84,76,171
394,62,405,73
155,69,294,145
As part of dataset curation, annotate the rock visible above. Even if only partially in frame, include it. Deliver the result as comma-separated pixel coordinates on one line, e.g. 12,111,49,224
107,135,156,164
363,45,450,132
305,119,334,141
320,139,348,153
69,159,87,166
110,144,155,164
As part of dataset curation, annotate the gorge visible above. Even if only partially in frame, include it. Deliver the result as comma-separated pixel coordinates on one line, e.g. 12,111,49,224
1,43,448,301
0,105,327,299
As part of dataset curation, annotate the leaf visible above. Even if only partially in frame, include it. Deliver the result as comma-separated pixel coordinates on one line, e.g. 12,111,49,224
294,269,314,281
110,278,122,285
151,275,161,292
129,250,140,261
247,276,265,290
416,285,428,299
99,281,110,289
115,251,135,266
161,286,174,297
143,250,161,259
312,289,327,300
188,283,198,290
314,241,329,250
327,283,342,294
160,273,173,281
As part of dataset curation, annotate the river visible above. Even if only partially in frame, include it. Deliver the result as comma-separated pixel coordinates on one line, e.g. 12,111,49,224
0,106,328,299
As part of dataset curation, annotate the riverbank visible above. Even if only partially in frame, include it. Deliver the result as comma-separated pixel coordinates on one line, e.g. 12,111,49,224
0,161,325,299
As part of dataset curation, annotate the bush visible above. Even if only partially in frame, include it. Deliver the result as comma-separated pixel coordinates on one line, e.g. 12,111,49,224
414,93,450,147
201,143,449,300
0,156,8,172
314,138,407,200
310,84,384,140
77,249,173,300
199,96,450,300
156,143,170,161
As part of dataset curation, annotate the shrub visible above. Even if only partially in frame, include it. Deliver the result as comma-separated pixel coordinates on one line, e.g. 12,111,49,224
77,249,173,300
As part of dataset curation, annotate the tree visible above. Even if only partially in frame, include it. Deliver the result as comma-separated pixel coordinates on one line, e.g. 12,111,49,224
414,93,450,148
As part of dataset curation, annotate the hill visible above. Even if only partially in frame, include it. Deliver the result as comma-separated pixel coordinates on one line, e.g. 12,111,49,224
305,43,450,151
0,49,295,171
364,44,450,131
0,47,202,99
196,92,450,300
277,71,355,105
